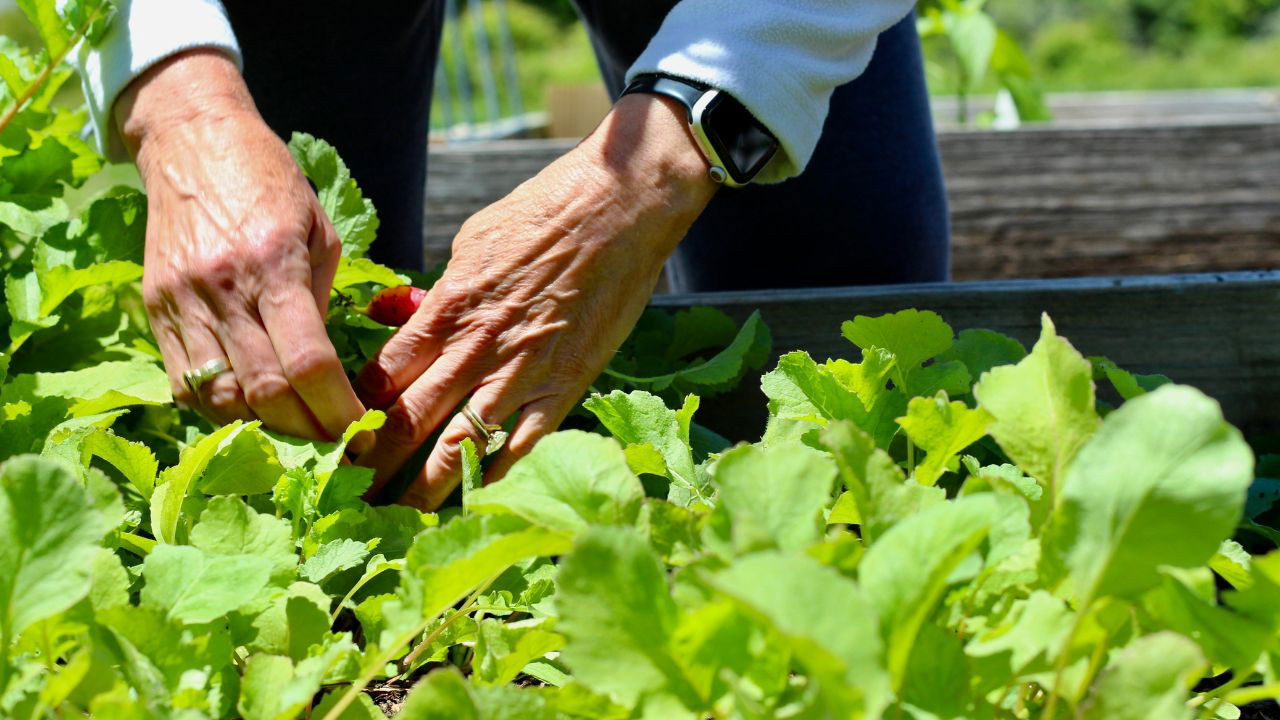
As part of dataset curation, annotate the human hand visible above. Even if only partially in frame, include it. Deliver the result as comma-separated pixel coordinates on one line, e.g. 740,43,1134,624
119,50,368,445
355,93,718,509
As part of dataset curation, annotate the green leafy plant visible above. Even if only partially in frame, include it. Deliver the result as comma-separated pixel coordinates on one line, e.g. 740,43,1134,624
8,3,1280,719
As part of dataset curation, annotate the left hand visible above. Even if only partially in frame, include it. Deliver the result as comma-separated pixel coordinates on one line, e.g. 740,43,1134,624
355,94,719,510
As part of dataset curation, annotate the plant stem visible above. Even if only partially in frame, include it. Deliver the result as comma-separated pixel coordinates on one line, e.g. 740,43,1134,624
0,5,111,136
318,574,499,720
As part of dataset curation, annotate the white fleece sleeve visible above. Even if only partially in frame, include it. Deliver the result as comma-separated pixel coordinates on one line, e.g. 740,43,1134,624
73,0,241,161
627,0,917,184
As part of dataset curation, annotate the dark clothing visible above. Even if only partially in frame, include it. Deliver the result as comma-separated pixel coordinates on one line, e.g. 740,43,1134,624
222,2,950,290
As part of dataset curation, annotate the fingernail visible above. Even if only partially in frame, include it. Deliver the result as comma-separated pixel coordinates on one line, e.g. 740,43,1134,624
348,429,376,456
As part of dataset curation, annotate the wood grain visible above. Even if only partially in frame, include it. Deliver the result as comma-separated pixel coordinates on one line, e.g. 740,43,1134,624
424,120,1280,281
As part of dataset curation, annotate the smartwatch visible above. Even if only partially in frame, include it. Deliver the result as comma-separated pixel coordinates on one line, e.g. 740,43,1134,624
620,73,779,187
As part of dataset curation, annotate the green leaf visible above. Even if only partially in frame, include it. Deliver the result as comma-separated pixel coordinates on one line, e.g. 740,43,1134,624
249,583,333,661
936,328,1027,384
140,544,273,624
77,428,157,498
332,256,404,292
300,538,370,584
1044,385,1253,602
398,668,479,720
966,590,1074,677
842,309,953,393
467,430,644,533
583,391,706,505
609,311,770,396
762,350,906,450
1082,633,1205,720
1092,356,1171,401
973,314,1098,498
704,442,835,556
287,133,379,257
238,638,358,720
859,494,1000,688
190,495,297,585
901,622,970,718
198,423,285,495
556,527,700,710
150,421,243,544
942,4,998,90
709,551,890,717
10,359,167,416
0,455,102,640
473,618,565,686
897,392,992,486
389,515,571,638
1143,568,1272,671
817,421,945,544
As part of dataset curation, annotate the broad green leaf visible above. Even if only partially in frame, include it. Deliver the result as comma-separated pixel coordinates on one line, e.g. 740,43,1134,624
1143,567,1272,671
609,311,770,397
467,430,644,533
190,495,297,584
966,590,1073,676
709,551,890,717
238,638,358,720
827,491,860,525
1044,385,1253,602
973,314,1098,498
150,421,243,544
312,692,388,720
897,392,992,486
332,256,404,291
398,668,479,720
288,133,378,257
249,583,332,661
0,455,102,639
1212,540,1253,590
1082,633,1205,720
704,442,835,556
859,494,1000,688
1092,356,1171,401
763,350,906,450
141,544,272,624
936,328,1027,383
556,527,700,710
12,359,167,415
390,515,571,637
473,618,565,686
667,306,738,360
818,421,945,543
300,538,370,584
942,3,998,90
583,391,705,504
199,423,285,495
901,622,969,718
78,428,157,498
842,309,953,393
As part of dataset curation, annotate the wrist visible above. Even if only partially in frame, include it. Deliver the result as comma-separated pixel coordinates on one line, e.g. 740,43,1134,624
579,93,720,218
116,48,258,159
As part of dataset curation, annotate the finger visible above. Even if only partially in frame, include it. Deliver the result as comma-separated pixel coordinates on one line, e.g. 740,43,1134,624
308,211,341,315
179,320,256,425
355,347,482,498
258,282,370,447
150,313,197,410
483,393,579,483
402,383,531,511
214,307,329,441
353,289,449,409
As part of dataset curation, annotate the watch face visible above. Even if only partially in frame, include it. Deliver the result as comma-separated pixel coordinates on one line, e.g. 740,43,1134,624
701,93,778,184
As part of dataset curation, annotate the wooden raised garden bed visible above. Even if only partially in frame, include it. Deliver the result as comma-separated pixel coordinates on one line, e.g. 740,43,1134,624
651,270,1280,441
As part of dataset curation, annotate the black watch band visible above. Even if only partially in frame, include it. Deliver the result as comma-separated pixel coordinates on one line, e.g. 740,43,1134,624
621,73,778,187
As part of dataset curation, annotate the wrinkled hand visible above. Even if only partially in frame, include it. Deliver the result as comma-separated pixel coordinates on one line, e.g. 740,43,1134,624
356,94,718,509
119,50,368,445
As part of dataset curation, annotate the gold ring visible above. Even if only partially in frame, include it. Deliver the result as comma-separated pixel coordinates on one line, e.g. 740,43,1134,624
461,403,508,455
182,358,229,396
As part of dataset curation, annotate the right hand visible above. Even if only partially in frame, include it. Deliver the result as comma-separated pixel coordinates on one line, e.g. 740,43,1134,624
118,49,368,445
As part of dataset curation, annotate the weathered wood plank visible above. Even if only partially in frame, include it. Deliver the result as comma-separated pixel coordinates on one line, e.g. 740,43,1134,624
648,271,1280,441
424,120,1280,281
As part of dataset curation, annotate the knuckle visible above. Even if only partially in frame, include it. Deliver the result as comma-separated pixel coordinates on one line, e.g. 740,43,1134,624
282,346,339,386
382,398,430,445
204,379,248,416
240,370,293,407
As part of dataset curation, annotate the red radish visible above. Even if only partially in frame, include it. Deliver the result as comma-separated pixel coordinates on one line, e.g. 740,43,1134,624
366,285,427,326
